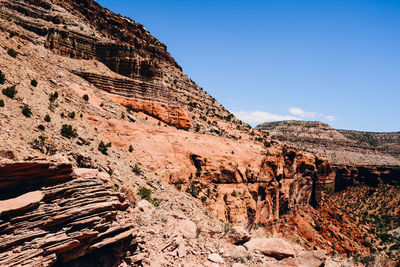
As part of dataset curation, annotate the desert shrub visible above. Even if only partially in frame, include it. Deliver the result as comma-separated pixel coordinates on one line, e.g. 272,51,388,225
44,114,51,122
129,145,134,152
2,85,17,98
0,70,5,84
138,187,152,202
21,105,32,117
7,48,18,58
223,193,228,202
98,141,112,155
0,99,4,107
68,111,75,119
29,135,56,155
231,190,238,197
186,184,201,198
132,163,143,175
83,94,89,102
107,168,113,176
224,223,232,233
49,92,59,102
61,124,78,138
201,196,207,202
195,125,200,132
31,79,38,87
37,124,45,131
196,227,202,238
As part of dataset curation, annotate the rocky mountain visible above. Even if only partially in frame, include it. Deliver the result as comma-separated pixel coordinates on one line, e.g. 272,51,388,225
0,0,399,266
256,120,400,166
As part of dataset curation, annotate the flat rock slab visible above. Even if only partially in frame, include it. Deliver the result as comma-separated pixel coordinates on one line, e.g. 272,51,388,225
0,191,44,216
244,238,295,260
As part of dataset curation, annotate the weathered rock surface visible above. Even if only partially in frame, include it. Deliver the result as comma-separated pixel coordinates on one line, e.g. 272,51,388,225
244,237,296,260
256,120,400,166
0,160,135,266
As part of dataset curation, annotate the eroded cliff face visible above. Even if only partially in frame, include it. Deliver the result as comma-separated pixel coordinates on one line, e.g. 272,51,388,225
0,160,135,266
256,120,400,166
0,0,397,264
0,0,237,130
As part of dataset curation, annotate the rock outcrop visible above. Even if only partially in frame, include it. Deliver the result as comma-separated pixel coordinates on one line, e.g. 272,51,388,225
73,72,191,129
256,120,400,166
0,160,135,266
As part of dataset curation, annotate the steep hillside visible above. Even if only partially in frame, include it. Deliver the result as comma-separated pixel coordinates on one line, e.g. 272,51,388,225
256,120,400,166
0,0,398,266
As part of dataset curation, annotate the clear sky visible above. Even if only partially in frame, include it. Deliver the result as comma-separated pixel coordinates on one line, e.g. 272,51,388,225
96,0,399,132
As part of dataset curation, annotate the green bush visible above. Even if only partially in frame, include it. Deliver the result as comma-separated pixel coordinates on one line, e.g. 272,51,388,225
83,94,89,102
61,124,78,138
7,48,18,58
21,105,32,117
49,92,59,102
132,163,142,175
98,141,112,155
0,70,5,84
2,85,17,98
31,79,38,87
0,99,4,107
44,114,51,122
68,111,75,119
138,187,152,202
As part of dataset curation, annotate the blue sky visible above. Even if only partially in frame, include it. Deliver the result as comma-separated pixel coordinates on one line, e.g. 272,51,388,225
96,0,400,132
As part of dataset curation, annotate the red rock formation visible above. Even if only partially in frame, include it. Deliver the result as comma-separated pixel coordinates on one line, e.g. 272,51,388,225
0,160,135,266
74,72,192,129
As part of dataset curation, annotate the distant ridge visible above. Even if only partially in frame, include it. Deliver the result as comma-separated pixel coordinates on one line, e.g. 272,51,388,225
256,120,400,166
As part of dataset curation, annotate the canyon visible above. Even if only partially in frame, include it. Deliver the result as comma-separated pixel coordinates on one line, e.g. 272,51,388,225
0,0,398,266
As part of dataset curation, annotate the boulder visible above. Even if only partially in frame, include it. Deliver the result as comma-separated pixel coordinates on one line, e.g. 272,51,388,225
244,238,295,260
208,253,224,263
225,226,251,245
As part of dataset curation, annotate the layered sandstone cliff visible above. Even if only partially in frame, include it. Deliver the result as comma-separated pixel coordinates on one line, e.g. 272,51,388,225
256,120,400,166
0,0,397,265
0,160,135,266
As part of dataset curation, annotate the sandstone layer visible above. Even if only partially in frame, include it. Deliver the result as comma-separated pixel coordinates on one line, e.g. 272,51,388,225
0,160,135,266
256,120,400,166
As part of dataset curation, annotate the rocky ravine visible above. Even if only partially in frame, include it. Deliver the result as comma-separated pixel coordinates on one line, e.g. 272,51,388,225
0,0,398,266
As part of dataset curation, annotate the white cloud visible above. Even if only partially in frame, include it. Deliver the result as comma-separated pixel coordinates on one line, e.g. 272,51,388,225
289,107,317,119
232,107,337,126
325,115,336,122
233,110,299,124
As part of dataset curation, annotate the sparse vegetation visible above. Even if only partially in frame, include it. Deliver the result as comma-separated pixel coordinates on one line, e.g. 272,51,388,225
68,111,75,119
61,124,78,138
44,114,51,122
83,94,89,102
129,145,134,152
21,105,32,117
0,99,4,107
132,163,143,175
201,196,207,202
196,227,202,238
98,141,112,155
31,79,38,87
7,48,18,58
2,85,17,98
231,190,238,197
37,124,45,131
29,135,56,155
137,187,160,207
0,70,5,84
49,92,59,102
